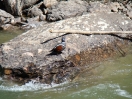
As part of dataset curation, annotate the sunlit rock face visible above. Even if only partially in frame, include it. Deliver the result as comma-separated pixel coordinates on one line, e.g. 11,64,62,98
46,0,89,21
0,12,132,84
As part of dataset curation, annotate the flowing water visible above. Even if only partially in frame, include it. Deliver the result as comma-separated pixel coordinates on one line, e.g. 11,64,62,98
0,51,132,99
0,30,132,99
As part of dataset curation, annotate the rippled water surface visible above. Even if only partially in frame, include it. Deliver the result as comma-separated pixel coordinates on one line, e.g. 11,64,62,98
0,51,132,99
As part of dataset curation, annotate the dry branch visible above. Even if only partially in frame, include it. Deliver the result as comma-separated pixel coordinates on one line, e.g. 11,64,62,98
49,29,132,35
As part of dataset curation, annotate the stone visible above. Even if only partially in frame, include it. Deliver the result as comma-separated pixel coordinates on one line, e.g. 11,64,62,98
89,2,111,13
1,24,13,30
110,2,121,12
4,69,12,75
127,11,132,19
126,4,132,11
38,49,43,54
27,16,40,22
3,0,40,16
28,6,43,17
22,52,34,57
1,12,132,66
0,9,14,18
0,12,132,84
0,9,14,24
46,0,89,21
39,14,46,21
43,0,58,8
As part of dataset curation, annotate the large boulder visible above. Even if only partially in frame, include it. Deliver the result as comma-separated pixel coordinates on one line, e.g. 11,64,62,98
46,0,89,21
3,0,40,16
0,9,16,30
0,12,132,84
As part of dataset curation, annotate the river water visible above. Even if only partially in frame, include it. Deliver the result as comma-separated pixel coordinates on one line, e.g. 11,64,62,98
0,49,131,99
0,30,24,44
0,31,132,99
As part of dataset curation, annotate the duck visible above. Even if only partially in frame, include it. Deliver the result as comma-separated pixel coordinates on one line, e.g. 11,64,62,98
50,36,66,54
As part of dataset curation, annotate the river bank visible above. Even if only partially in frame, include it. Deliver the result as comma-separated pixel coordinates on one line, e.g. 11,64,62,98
0,0,132,31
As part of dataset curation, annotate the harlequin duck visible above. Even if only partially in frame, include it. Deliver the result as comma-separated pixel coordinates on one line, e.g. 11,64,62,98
50,36,66,54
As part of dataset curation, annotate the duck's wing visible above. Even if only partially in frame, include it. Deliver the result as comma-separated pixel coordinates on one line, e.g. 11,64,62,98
50,43,61,52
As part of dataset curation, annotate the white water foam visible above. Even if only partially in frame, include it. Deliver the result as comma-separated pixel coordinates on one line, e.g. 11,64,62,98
68,83,132,99
96,83,132,98
0,77,2,81
0,79,68,92
115,88,132,98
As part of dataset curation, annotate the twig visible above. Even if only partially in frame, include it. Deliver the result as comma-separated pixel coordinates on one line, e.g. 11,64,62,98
49,29,132,34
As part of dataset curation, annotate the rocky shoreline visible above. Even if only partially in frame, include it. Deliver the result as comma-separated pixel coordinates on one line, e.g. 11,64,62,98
0,0,132,30
0,0,132,84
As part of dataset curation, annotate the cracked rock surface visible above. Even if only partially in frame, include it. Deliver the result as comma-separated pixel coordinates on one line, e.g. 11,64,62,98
0,12,132,84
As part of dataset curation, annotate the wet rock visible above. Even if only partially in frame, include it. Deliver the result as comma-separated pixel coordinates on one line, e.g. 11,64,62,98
2,60,79,84
4,68,12,75
46,0,89,21
1,24,13,30
41,60,79,84
0,24,20,30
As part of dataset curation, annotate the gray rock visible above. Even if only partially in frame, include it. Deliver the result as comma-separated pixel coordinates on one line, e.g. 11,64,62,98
21,17,47,30
110,2,121,12
89,2,111,13
46,0,89,21
43,0,58,8
0,12,131,57
0,9,15,29
0,9,14,19
0,12,132,84
1,24,11,30
39,14,46,21
126,4,132,11
27,16,40,22
127,11,132,19
28,6,43,17
3,0,40,16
